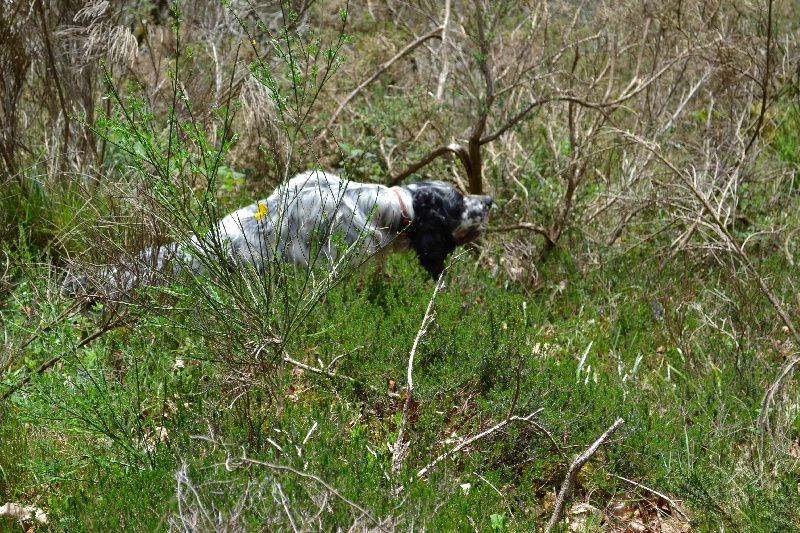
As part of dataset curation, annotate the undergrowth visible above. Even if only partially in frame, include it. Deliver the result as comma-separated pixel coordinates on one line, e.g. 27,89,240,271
2,243,799,530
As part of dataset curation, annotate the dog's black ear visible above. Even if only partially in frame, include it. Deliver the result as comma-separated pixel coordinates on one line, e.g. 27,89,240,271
408,223,455,279
406,182,461,279
406,200,456,278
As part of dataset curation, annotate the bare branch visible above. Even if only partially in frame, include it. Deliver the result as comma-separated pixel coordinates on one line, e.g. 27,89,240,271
485,222,555,247
324,26,444,133
743,0,774,157
611,473,690,522
35,0,70,159
416,408,544,479
435,0,452,100
388,143,468,185
544,417,625,533
479,97,553,145
392,275,445,472
234,456,380,527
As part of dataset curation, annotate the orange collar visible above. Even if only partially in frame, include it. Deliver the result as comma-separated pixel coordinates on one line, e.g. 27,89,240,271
391,187,411,229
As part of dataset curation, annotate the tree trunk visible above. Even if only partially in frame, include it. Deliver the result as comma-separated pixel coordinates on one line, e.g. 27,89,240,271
467,137,483,194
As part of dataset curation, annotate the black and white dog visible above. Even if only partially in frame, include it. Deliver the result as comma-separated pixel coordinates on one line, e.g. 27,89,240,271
63,170,492,296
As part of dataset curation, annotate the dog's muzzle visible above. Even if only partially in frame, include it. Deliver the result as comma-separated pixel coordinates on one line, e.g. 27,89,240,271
454,195,493,243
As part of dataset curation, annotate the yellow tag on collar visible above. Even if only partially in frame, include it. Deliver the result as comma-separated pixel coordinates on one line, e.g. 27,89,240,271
254,202,268,220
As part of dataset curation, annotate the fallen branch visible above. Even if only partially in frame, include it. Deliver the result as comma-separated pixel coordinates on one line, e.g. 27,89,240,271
485,222,555,247
234,456,379,527
544,417,625,533
416,408,544,478
281,352,399,399
611,473,690,522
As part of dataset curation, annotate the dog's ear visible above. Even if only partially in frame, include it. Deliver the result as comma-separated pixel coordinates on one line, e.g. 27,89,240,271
407,215,456,279
406,183,462,278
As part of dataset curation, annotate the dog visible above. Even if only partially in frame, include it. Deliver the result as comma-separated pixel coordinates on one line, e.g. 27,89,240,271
62,170,493,297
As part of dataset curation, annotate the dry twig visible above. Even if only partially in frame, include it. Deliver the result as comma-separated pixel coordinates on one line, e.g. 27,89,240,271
392,275,445,472
280,350,398,398
324,25,444,134
544,417,625,533
416,408,543,479
234,456,380,527
611,473,690,522
434,0,452,100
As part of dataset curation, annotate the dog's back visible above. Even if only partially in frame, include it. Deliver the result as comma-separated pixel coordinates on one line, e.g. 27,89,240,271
218,170,401,267
62,170,406,298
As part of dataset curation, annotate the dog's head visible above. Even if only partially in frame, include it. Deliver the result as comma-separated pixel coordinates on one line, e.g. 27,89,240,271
404,181,493,279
